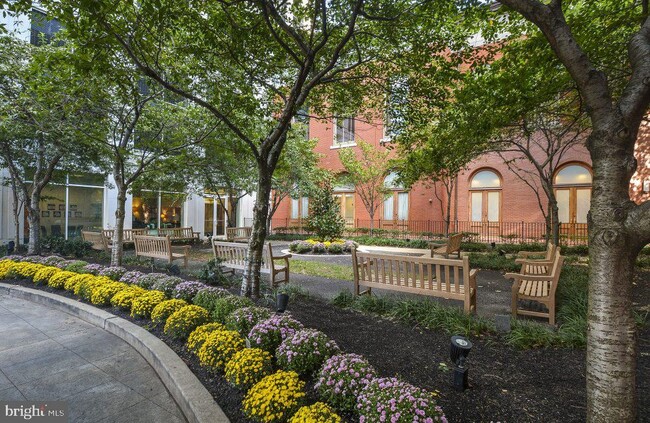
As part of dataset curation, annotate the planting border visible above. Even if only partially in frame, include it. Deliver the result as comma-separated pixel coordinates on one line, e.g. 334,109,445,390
0,282,229,423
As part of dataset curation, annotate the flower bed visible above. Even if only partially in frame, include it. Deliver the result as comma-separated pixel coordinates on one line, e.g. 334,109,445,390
0,255,447,423
288,239,358,255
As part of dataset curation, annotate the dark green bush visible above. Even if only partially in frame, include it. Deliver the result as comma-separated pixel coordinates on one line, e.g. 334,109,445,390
40,236,93,258
196,258,232,287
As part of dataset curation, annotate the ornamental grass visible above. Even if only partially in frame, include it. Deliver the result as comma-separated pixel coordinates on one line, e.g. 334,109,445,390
32,266,60,285
197,330,245,370
90,281,129,306
276,329,339,376
225,306,272,337
248,314,304,354
357,377,447,423
288,402,342,423
242,370,305,423
187,322,226,354
224,348,273,390
163,305,210,339
315,353,377,412
130,290,167,319
110,286,147,310
151,299,188,324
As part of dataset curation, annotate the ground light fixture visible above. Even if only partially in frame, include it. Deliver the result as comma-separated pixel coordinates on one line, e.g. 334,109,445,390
276,292,289,313
450,335,473,391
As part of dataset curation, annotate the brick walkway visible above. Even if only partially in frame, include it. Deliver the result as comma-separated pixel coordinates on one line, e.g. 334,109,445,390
0,294,186,423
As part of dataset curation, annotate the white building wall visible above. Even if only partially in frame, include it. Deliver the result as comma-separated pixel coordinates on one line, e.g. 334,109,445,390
184,194,205,237
0,7,31,42
238,193,256,227
102,174,133,230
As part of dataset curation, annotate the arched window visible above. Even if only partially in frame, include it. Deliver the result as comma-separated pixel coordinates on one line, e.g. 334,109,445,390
383,172,408,222
554,164,592,226
469,169,501,222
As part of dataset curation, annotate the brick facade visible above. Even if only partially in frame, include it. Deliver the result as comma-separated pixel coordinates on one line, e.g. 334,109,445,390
271,115,649,235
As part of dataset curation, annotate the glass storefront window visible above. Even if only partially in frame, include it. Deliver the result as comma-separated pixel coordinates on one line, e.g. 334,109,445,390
132,192,159,229
67,186,103,237
161,193,183,228
38,185,66,238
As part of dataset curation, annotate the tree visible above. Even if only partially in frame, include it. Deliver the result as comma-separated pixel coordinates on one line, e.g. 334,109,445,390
338,140,392,234
481,1,650,420
17,0,466,298
305,178,345,241
269,124,323,229
0,36,103,254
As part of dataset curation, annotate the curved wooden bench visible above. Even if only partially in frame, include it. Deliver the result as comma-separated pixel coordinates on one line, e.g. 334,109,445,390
81,231,109,253
352,246,477,313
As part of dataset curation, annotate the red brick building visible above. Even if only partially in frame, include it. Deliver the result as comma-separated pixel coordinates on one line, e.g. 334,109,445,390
271,115,650,244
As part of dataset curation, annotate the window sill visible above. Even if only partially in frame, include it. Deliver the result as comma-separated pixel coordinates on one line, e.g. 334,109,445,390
330,143,357,150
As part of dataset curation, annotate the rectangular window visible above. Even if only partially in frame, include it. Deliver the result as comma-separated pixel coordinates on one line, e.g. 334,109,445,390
344,194,354,220
576,189,590,224
301,197,309,218
487,191,500,222
30,10,61,45
334,118,355,145
471,192,482,222
397,192,409,220
556,190,570,223
383,195,394,220
291,198,299,219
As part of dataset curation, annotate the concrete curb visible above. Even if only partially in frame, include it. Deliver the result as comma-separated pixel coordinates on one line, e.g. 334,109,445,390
0,283,230,423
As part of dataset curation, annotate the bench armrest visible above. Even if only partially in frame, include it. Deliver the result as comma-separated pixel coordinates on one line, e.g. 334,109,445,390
272,253,292,260
516,251,545,259
505,272,554,282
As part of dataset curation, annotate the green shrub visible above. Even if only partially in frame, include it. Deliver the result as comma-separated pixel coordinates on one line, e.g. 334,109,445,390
63,260,89,273
196,258,232,287
348,236,429,249
224,306,272,336
468,253,519,272
211,295,255,324
163,305,210,339
40,236,93,258
305,180,345,241
192,287,232,311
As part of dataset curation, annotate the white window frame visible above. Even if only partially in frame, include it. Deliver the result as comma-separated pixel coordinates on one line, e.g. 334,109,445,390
331,117,356,149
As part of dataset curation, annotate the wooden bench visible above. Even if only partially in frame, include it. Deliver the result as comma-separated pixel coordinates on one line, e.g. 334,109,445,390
515,243,558,275
102,228,147,246
158,227,201,243
505,251,564,325
81,231,109,253
226,227,252,242
212,240,290,287
352,246,477,313
134,235,190,267
429,233,463,258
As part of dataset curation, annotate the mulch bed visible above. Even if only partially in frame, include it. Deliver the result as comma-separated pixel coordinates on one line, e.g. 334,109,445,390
6,275,649,423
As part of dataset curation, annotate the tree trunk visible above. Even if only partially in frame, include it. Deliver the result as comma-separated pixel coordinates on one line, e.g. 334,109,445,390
586,128,639,422
241,169,272,299
550,200,560,247
369,210,374,236
26,188,41,255
228,196,239,228
11,180,22,249
111,186,127,267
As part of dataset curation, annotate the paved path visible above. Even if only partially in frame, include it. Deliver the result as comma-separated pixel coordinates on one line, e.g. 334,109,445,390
0,294,186,423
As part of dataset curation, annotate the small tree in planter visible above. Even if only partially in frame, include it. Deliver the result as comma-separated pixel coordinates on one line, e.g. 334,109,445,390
305,180,345,242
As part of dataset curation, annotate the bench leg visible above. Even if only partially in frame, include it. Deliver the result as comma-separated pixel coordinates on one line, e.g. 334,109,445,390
511,286,519,319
